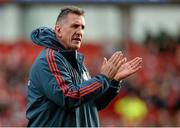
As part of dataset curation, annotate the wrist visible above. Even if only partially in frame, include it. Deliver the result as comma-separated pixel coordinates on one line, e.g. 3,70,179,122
114,76,119,81
111,79,119,85
111,79,122,85
111,79,123,93
114,75,124,82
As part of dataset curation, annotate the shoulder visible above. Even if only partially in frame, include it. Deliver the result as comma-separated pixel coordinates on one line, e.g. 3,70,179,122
35,48,63,62
45,48,66,66
31,48,68,71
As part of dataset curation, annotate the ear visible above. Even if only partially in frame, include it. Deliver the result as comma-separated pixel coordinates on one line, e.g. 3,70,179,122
55,24,62,38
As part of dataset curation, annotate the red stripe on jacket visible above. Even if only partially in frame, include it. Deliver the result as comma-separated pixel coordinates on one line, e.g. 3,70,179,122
50,49,68,92
46,48,102,99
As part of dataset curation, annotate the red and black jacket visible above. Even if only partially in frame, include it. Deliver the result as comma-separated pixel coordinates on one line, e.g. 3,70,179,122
26,27,121,127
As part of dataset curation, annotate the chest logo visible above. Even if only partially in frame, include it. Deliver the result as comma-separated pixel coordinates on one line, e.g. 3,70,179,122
82,72,90,81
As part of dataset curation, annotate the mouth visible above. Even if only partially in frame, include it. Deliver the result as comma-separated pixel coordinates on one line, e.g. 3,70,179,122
72,38,81,43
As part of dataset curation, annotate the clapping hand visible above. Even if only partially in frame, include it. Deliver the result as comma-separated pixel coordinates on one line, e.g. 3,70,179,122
100,51,126,80
114,57,142,81
100,51,142,81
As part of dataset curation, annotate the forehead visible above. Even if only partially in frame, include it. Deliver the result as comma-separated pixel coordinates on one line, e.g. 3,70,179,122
65,13,85,25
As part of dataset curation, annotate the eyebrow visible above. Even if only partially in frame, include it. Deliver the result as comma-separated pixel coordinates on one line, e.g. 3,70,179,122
72,23,85,29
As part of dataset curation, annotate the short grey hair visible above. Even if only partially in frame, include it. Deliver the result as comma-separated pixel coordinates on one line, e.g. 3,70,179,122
56,6,84,24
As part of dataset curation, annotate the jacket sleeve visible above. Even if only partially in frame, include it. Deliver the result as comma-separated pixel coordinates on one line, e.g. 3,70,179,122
94,79,122,111
35,49,111,109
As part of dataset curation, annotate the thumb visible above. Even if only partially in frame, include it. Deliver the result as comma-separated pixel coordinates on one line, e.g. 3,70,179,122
103,57,107,65
122,57,127,65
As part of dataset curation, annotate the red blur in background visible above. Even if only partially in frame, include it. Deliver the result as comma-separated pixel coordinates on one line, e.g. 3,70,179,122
0,33,179,126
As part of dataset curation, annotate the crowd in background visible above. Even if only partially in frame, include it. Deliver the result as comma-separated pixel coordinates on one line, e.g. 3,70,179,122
99,30,180,126
0,30,179,126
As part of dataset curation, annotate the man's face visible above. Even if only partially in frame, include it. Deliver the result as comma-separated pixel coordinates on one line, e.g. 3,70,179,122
55,13,85,51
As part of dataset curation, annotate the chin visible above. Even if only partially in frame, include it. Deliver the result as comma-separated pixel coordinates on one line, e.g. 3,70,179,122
74,44,81,50
68,45,81,51
68,42,81,50
74,46,81,50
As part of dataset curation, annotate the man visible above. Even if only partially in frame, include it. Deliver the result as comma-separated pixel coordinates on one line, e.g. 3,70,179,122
26,6,142,127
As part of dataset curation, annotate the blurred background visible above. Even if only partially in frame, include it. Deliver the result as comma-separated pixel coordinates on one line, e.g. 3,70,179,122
0,0,180,126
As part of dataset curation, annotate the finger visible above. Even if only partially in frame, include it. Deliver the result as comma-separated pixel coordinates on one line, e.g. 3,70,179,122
131,58,143,69
122,57,127,65
102,57,108,65
128,57,141,68
110,51,123,66
131,66,142,74
128,65,142,77
109,51,123,63
108,52,119,62
113,52,123,66
129,57,142,65
130,58,142,69
117,57,127,69
109,66,117,78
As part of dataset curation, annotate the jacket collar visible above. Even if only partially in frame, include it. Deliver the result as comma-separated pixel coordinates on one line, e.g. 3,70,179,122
31,27,84,67
59,50,84,66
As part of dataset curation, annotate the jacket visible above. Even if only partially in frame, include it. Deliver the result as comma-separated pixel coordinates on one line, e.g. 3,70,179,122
26,27,121,127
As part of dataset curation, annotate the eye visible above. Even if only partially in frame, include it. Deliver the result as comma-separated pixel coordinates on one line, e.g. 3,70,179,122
82,25,85,30
72,24,79,28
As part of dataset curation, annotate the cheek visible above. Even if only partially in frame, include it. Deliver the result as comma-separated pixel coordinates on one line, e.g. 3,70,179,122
63,33,71,42
69,32,75,41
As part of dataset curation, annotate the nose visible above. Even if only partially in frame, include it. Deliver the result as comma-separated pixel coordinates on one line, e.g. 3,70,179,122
76,27,84,37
